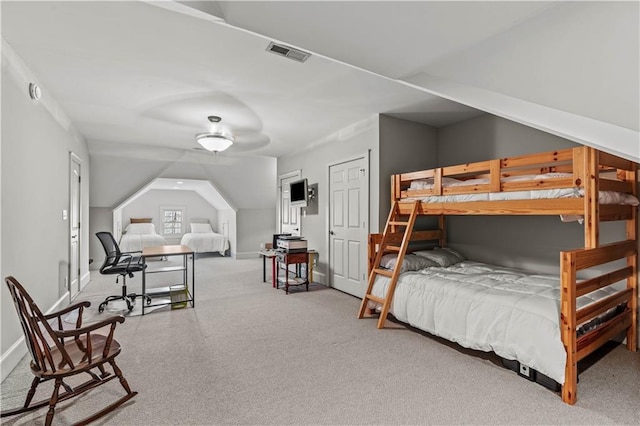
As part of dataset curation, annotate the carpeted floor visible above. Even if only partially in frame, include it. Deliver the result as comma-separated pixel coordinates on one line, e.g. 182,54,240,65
1,256,639,425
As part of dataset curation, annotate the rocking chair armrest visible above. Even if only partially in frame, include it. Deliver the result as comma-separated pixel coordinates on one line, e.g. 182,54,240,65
55,314,125,338
43,301,92,320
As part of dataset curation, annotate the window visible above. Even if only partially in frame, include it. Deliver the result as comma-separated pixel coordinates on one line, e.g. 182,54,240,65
162,208,184,235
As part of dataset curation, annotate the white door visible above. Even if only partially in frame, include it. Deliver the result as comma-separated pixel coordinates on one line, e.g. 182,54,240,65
329,156,368,297
69,154,82,300
280,172,301,236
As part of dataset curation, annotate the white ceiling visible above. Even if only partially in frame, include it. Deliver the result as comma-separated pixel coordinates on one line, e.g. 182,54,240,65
1,1,565,159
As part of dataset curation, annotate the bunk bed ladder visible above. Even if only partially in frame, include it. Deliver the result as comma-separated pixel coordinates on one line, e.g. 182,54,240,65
358,200,419,328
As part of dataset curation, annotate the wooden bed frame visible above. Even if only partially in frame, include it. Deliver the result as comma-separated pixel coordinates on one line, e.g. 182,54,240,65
363,146,638,405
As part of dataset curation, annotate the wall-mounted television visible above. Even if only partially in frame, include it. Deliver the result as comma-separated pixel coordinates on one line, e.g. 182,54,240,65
289,178,308,208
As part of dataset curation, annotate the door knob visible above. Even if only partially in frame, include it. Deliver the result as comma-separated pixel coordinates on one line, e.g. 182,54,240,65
329,231,335,235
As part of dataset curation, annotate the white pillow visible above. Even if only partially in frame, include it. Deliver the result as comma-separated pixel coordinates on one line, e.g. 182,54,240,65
413,247,465,267
125,223,155,235
379,253,438,273
409,177,461,190
190,223,213,233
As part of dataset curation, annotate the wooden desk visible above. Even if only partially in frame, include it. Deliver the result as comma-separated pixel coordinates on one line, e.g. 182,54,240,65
276,251,309,294
142,245,195,315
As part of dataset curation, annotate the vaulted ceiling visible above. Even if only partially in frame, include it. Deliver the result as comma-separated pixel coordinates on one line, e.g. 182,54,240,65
2,1,638,161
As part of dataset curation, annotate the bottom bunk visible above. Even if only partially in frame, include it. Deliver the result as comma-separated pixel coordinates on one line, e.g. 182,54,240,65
363,233,637,404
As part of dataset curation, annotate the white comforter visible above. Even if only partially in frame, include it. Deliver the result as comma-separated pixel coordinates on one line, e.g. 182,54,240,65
180,232,229,255
405,173,639,206
119,233,167,252
370,261,616,384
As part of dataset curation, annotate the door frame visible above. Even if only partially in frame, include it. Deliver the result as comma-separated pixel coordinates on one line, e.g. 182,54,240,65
69,152,82,302
278,169,301,234
326,152,370,289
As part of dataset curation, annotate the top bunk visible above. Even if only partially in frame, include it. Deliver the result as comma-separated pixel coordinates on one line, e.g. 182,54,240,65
392,146,638,221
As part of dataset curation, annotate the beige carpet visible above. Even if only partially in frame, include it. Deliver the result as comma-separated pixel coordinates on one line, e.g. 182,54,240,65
1,256,639,425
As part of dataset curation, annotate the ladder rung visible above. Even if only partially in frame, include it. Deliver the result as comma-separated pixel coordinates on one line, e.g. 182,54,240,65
389,221,409,226
384,245,401,252
365,294,384,304
373,268,393,277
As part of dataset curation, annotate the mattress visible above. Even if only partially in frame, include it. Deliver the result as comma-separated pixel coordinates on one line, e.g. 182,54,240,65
403,173,639,206
180,232,229,255
119,233,167,252
368,261,619,384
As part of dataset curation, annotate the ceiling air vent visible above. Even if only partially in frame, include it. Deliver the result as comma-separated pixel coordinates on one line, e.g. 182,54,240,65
266,42,311,63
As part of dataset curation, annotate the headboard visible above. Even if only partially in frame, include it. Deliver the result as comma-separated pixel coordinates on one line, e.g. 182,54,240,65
130,217,152,224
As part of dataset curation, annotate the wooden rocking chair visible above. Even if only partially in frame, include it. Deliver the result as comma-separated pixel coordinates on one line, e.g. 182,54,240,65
1,276,137,425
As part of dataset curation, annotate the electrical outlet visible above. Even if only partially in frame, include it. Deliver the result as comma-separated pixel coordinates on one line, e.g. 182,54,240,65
519,364,529,376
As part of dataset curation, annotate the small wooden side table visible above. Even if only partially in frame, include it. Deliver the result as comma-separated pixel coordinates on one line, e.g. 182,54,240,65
276,251,309,294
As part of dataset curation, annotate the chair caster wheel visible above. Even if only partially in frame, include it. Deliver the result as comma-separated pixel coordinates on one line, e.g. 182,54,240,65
98,304,106,313
146,297,152,305
126,301,133,311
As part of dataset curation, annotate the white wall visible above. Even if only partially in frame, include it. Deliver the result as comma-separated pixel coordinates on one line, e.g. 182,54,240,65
121,189,219,245
1,46,90,380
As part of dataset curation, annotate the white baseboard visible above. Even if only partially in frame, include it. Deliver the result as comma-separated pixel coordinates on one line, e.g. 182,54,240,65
1,291,70,382
80,271,91,291
0,336,26,382
311,270,326,285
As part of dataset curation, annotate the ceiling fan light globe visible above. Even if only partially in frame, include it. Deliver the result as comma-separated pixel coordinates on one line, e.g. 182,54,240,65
196,133,234,152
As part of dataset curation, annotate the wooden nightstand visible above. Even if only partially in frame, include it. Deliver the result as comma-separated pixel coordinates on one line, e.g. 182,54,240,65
276,251,309,294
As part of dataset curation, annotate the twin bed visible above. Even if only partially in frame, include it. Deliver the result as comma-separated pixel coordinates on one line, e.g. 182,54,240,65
362,146,638,405
180,223,229,255
118,220,168,252
119,219,229,256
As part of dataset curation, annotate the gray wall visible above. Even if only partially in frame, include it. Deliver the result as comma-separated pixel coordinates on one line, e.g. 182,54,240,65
276,115,438,287
437,114,631,275
379,114,439,230
277,116,381,284
89,207,113,270
1,54,90,379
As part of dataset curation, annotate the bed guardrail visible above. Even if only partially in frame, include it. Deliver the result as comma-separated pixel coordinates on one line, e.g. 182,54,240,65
391,146,637,221
560,239,638,404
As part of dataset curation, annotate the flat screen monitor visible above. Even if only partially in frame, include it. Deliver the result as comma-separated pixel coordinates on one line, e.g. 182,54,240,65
289,178,308,207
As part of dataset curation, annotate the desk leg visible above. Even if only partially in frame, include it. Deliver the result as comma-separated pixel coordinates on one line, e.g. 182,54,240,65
306,257,309,292
272,257,277,289
142,257,147,315
262,255,266,282
285,260,289,295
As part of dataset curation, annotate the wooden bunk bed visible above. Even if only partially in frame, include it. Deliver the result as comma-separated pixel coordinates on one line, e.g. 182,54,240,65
358,146,638,405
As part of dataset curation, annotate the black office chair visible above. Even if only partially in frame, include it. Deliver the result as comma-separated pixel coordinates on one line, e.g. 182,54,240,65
96,232,151,313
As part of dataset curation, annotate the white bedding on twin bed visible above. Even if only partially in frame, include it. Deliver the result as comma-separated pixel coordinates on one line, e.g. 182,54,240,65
119,233,167,252
180,232,229,255
369,261,617,384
